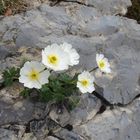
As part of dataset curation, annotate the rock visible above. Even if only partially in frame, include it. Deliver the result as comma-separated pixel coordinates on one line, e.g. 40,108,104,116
0,82,24,104
22,133,37,140
57,129,84,140
0,46,11,59
0,125,26,139
0,82,47,126
93,17,140,104
69,0,131,15
47,136,59,140
1,3,140,104
0,128,18,140
0,99,35,126
0,0,140,140
49,106,70,127
71,98,140,140
0,47,41,73
69,94,101,126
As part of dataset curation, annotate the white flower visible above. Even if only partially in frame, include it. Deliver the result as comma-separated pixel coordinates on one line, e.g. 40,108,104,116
96,54,111,73
77,71,95,93
19,61,50,89
42,43,70,71
60,42,80,66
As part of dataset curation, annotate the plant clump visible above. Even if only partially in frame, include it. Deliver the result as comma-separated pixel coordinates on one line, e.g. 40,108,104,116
2,42,112,111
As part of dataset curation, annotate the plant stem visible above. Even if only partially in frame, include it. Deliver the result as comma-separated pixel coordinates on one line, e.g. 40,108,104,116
13,77,19,80
89,67,98,73
70,80,77,84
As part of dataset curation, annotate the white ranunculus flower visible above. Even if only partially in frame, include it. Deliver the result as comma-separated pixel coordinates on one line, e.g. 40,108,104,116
42,43,70,71
60,42,80,66
19,61,50,89
96,54,111,73
77,71,95,93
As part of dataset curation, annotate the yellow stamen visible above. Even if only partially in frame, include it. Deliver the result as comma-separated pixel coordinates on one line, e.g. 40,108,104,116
99,60,105,69
28,69,39,81
48,55,58,65
81,80,89,87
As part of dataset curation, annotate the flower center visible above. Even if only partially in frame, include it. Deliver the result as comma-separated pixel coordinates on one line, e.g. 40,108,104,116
48,55,58,65
99,60,105,69
28,70,39,81
81,80,89,87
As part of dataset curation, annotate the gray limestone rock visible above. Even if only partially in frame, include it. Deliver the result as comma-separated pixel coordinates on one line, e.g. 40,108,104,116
47,136,59,140
49,106,70,127
69,94,101,126
0,128,18,140
0,0,140,140
57,129,84,140
0,99,34,126
72,98,140,140
0,46,11,60
21,133,37,140
69,0,131,15
15,9,140,104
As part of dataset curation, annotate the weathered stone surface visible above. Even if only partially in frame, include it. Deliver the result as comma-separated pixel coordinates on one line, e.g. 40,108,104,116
0,98,34,126
0,46,11,59
71,97,140,140
1,4,139,104
49,106,70,127
47,136,59,140
22,133,37,140
0,128,18,140
57,128,84,140
0,0,140,139
69,94,101,126
73,0,131,15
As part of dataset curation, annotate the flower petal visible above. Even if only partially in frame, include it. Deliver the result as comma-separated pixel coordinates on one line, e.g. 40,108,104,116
39,70,50,85
96,54,104,62
77,82,87,93
30,61,45,72
19,75,29,83
87,84,95,93
103,67,111,73
19,61,47,89
96,54,111,74
42,44,70,71
20,61,32,75
24,80,42,89
77,71,95,93
61,42,80,66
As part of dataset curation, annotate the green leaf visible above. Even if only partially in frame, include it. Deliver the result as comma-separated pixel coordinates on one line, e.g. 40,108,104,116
52,92,65,102
58,73,72,83
49,78,63,93
39,84,54,102
20,88,30,97
67,96,80,110
2,67,20,86
72,73,78,82
46,73,77,103
0,1,5,15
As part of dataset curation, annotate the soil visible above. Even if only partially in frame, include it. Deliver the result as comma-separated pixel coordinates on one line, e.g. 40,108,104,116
0,0,48,16
125,0,140,24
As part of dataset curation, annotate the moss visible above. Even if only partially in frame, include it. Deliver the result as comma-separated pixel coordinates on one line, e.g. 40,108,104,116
125,0,140,23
